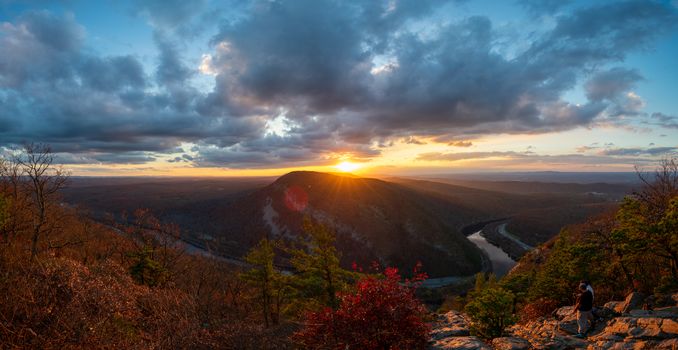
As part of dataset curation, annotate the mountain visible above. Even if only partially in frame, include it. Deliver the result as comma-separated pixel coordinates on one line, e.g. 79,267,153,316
206,171,486,277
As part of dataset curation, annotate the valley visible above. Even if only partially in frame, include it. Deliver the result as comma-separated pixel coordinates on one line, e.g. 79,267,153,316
63,171,631,279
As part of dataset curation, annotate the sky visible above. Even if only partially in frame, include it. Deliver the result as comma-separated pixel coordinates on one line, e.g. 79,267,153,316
0,0,677,176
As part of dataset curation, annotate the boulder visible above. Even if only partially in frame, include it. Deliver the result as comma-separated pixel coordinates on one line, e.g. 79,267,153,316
430,311,470,340
429,336,490,350
593,340,655,349
595,306,617,318
621,292,647,314
598,317,678,340
491,337,531,350
553,335,589,349
604,301,625,314
634,318,664,337
602,339,678,350
658,338,678,349
660,318,678,336
628,308,678,318
557,320,579,335
554,306,576,321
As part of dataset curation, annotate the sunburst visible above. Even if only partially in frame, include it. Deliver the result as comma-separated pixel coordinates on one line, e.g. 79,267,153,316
335,161,361,172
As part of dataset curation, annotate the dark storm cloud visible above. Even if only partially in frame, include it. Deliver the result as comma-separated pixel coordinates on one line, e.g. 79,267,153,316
0,10,264,159
0,1,676,168
526,1,676,66
80,56,146,92
205,0,676,143
585,68,643,101
207,0,373,113
19,10,84,51
193,144,324,169
0,11,83,87
154,32,193,86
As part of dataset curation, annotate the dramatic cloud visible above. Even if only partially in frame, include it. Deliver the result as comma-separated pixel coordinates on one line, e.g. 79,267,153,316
0,10,263,163
204,0,675,142
0,1,676,169
585,68,643,101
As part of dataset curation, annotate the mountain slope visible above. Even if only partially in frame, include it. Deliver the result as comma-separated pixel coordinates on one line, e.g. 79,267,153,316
207,171,486,277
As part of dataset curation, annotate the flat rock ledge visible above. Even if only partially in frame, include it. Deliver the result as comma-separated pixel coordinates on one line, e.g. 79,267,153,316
429,293,678,350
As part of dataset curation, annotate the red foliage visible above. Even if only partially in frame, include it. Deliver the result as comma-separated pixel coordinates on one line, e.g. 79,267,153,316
294,265,430,349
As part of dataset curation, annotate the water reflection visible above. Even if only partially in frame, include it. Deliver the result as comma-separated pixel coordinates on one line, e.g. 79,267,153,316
468,230,516,277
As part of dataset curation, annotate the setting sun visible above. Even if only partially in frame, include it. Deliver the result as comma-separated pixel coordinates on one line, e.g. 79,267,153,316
335,161,361,173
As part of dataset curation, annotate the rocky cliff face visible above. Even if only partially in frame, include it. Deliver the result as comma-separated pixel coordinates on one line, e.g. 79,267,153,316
430,292,678,349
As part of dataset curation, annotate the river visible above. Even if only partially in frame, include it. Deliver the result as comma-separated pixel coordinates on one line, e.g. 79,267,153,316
467,230,517,277
421,229,517,288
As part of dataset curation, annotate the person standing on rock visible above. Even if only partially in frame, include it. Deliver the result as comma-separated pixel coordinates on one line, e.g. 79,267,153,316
580,280,594,304
573,282,594,338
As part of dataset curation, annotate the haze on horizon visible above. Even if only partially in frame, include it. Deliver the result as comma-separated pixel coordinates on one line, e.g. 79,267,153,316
0,0,677,177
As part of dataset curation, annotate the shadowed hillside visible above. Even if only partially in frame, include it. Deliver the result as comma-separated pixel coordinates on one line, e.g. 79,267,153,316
207,171,486,278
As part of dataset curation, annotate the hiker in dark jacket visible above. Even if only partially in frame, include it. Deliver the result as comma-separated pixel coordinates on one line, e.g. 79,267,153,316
580,279,594,304
572,283,594,337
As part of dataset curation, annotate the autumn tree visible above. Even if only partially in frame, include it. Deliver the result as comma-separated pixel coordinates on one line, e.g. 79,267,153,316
294,265,430,349
1,151,29,245
611,159,678,291
0,144,69,258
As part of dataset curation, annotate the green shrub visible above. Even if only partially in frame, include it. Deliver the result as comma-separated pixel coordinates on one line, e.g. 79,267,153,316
464,286,516,339
128,246,167,287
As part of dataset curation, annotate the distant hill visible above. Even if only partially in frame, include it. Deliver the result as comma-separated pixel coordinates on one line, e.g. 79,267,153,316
414,178,634,197
205,171,486,277
389,177,623,246
417,171,641,184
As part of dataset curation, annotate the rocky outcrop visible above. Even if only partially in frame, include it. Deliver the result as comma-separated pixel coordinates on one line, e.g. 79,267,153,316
619,292,647,314
432,336,491,350
491,337,531,350
429,292,678,350
430,311,471,341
